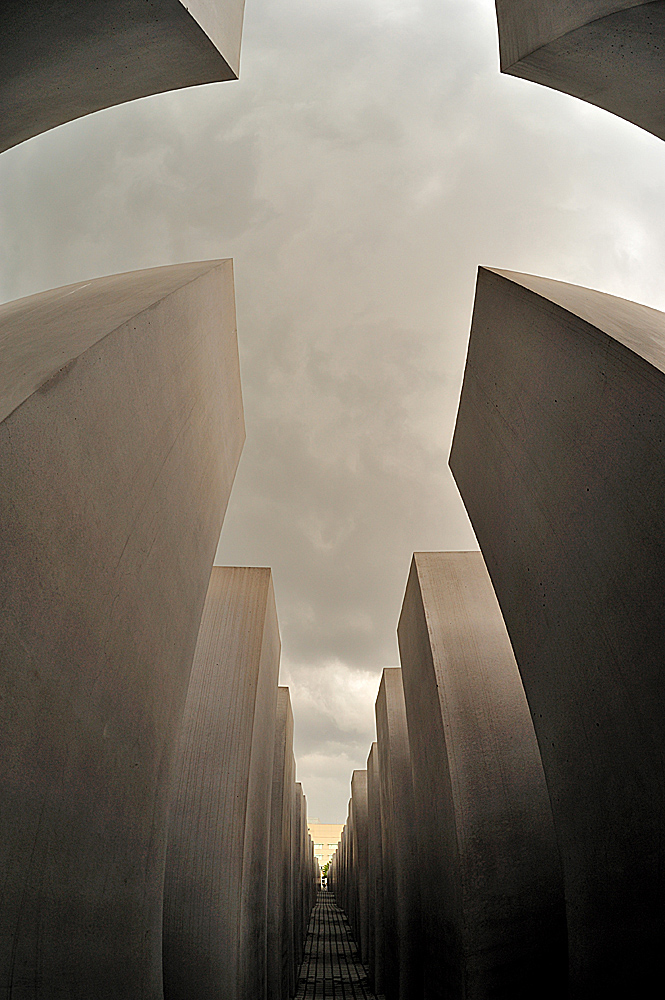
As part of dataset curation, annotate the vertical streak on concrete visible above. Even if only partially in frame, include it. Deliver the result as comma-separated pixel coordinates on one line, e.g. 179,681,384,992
375,668,422,1000
366,743,385,995
268,688,295,1000
162,566,280,1000
350,770,369,965
398,552,566,1000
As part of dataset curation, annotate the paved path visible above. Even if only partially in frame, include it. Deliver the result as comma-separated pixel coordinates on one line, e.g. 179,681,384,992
294,891,383,999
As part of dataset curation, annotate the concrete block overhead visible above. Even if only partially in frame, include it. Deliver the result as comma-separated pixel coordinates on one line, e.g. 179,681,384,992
163,567,280,1000
0,260,244,999
375,668,422,1000
398,552,566,1000
450,266,665,997
0,0,246,153
495,0,665,140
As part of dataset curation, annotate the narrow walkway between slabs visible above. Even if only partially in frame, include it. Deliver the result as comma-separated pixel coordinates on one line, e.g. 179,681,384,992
294,891,384,1000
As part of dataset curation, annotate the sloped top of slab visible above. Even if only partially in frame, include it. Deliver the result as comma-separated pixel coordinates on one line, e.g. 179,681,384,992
495,0,646,68
486,267,665,376
188,0,246,78
0,259,228,425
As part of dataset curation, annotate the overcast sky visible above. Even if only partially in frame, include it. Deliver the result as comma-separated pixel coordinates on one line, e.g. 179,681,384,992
2,0,665,821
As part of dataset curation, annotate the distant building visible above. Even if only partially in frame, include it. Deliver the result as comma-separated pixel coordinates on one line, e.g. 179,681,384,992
307,821,343,869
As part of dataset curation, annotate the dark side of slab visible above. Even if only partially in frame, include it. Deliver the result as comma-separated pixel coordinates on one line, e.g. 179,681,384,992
495,0,665,141
0,0,245,153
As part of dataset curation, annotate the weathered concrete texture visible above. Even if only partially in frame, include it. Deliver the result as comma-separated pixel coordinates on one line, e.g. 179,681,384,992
0,0,246,153
398,551,566,1000
268,688,296,1000
163,567,279,1000
450,266,665,997
375,668,421,1000
350,771,369,966
366,743,385,996
495,0,665,140
0,260,243,1000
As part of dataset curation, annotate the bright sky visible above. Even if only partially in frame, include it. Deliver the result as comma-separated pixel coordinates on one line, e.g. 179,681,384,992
2,0,665,820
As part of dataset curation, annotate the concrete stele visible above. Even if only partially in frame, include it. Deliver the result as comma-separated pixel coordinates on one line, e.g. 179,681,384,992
163,566,280,1000
350,770,369,965
495,0,665,141
450,266,665,996
0,260,243,1000
267,688,296,1000
398,551,566,1000
0,0,246,153
375,668,422,1000
366,742,385,996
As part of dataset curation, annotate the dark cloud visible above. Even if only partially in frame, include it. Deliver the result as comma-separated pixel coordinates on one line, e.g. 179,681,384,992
2,0,665,820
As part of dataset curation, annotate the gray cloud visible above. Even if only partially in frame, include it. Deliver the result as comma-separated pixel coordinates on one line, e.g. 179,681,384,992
3,0,665,819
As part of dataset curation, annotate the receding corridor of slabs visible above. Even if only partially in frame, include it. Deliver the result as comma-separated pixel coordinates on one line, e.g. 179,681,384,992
295,891,383,1000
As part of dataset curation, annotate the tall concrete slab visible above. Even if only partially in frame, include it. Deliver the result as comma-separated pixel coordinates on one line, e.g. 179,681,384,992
268,688,296,1000
345,801,356,936
495,0,665,140
450,266,665,997
350,770,369,965
1,0,246,153
293,783,306,972
398,551,566,1000
366,743,385,996
0,260,243,1000
375,668,421,1000
163,566,280,1000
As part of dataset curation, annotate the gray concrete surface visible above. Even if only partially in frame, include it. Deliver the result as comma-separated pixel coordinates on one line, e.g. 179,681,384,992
450,266,665,997
350,770,369,966
163,566,280,1000
375,669,421,1000
398,551,566,999
268,687,296,1000
294,783,307,973
495,0,665,140
0,259,243,999
366,743,385,997
0,0,245,153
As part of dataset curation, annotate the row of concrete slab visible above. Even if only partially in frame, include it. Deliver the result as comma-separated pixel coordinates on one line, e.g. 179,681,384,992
329,553,565,1000
5,1,665,998
165,567,319,1000
0,263,318,998
6,261,665,1000
330,263,665,1000
329,4,665,997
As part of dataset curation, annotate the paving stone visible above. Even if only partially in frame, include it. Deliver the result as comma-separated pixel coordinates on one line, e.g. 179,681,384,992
295,891,384,1000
